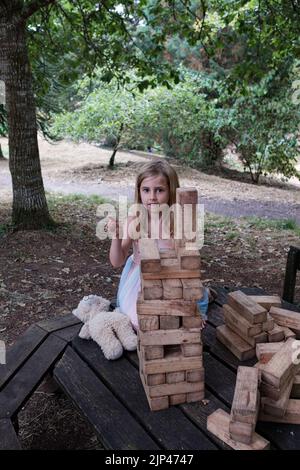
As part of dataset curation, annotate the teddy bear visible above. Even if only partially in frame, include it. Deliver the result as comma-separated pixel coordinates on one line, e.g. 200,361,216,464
72,295,137,360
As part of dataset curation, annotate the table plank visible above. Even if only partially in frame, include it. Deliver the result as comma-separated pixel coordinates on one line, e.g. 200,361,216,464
54,324,82,343
0,325,48,390
37,314,81,333
72,337,217,450
0,335,66,418
0,419,21,450
54,346,159,450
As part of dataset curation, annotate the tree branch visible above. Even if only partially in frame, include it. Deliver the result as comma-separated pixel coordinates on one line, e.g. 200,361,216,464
22,0,57,20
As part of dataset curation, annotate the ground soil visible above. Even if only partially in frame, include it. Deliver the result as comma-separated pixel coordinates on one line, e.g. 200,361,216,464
0,136,299,449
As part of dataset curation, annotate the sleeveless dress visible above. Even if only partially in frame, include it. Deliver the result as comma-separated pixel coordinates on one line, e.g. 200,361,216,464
116,238,174,330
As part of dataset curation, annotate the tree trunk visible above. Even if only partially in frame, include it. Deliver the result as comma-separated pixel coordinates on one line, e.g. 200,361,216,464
108,123,124,168
0,143,4,159
0,9,54,229
108,146,118,168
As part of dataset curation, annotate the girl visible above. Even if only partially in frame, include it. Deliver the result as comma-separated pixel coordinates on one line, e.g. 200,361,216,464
107,159,212,330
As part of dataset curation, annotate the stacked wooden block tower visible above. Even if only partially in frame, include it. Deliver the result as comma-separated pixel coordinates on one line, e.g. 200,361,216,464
216,291,295,361
207,295,300,449
136,188,205,411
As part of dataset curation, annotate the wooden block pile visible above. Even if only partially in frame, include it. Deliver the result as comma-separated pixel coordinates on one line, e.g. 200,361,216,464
216,291,296,361
207,338,300,449
207,366,270,450
256,338,300,423
137,188,205,411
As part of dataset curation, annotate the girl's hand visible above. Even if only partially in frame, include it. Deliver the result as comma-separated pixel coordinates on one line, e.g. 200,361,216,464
106,217,120,238
200,318,206,330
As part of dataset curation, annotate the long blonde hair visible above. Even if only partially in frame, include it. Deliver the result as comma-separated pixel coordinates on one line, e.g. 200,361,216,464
134,159,180,205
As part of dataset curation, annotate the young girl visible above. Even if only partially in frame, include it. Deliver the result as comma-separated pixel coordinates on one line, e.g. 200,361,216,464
107,159,211,330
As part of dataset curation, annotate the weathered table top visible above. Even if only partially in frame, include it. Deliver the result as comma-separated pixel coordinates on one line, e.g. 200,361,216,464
1,286,300,450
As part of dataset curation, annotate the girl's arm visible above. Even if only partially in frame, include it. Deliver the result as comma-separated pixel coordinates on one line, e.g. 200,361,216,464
108,217,134,268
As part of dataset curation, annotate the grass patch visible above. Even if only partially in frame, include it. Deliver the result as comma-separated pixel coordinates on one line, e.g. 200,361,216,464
225,231,239,241
47,192,110,209
205,213,236,231
245,216,300,234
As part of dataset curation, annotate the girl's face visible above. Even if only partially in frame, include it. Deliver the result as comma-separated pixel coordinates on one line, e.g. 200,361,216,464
140,174,170,210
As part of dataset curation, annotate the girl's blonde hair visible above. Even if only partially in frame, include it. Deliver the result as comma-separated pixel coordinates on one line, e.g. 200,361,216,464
134,159,180,205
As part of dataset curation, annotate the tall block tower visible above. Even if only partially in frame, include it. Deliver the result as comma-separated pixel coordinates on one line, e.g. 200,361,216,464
137,188,205,411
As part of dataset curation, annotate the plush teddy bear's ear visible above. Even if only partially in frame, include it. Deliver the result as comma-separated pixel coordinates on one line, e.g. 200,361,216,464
78,323,91,339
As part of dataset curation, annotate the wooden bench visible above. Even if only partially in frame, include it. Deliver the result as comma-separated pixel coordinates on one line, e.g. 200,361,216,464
283,246,300,304
1,287,300,450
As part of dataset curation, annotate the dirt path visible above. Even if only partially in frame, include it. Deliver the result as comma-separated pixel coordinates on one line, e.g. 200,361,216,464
1,136,300,223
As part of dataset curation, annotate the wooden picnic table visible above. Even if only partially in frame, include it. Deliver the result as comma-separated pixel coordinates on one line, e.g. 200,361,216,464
0,286,300,450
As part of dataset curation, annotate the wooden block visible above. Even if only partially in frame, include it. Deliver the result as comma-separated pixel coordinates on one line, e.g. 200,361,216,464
139,239,161,273
267,324,285,342
161,258,178,267
140,371,170,411
269,306,300,330
147,373,166,386
182,314,203,329
256,342,284,363
162,279,182,300
231,366,260,425
248,295,281,310
229,420,254,445
182,316,203,328
290,327,300,339
182,278,204,300
178,248,201,270
138,315,159,331
137,299,197,317
186,391,205,402
260,381,282,401
143,279,163,300
228,291,267,324
169,394,187,405
176,187,198,205
259,399,300,424
207,409,270,450
262,314,275,332
149,396,169,411
143,269,201,281
186,368,204,383
291,375,300,398
181,343,203,357
144,345,164,360
216,325,256,361
148,380,204,398
282,327,297,340
166,371,185,384
225,318,268,347
159,249,177,259
261,338,300,389
223,304,263,337
143,354,203,375
261,375,294,417
139,329,201,346
159,316,180,330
